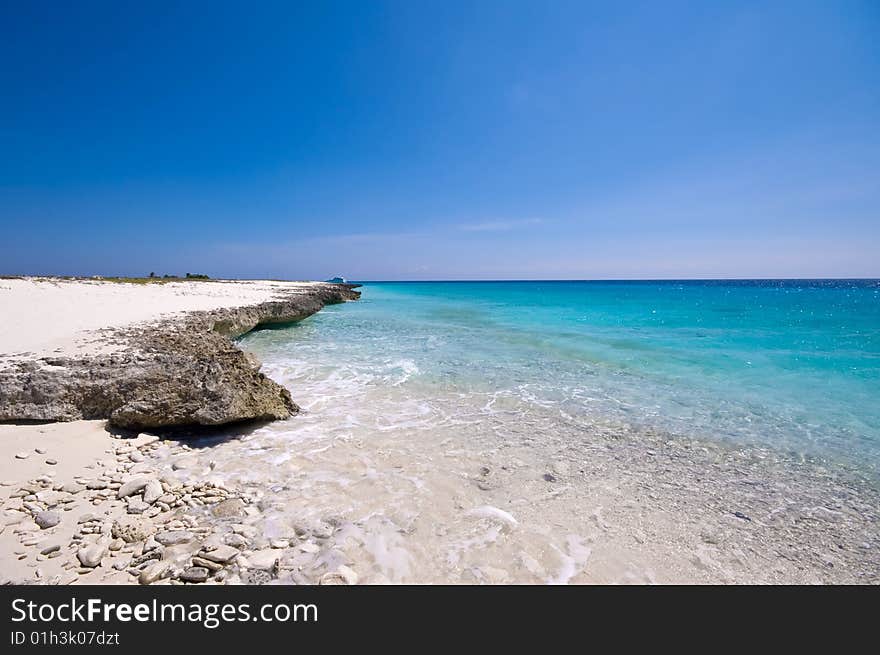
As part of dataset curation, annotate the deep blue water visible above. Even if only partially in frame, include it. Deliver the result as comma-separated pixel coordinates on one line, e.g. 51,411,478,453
242,280,880,475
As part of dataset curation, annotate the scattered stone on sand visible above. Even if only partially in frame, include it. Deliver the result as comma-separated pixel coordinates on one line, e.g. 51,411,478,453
77,543,108,568
246,549,279,571
198,545,239,564
155,530,193,546
180,567,208,583
211,498,246,518
34,511,61,529
111,516,155,543
223,533,249,549
142,480,163,504
126,499,150,514
320,565,359,585
117,476,151,499
138,561,170,585
191,556,223,572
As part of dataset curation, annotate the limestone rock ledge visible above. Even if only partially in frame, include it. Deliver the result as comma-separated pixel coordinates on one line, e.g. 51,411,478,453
0,283,360,430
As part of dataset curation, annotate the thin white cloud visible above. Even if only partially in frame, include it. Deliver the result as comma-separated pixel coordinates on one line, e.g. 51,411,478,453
457,218,544,232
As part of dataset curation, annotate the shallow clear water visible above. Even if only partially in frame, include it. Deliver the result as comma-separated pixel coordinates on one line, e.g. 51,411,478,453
242,280,880,475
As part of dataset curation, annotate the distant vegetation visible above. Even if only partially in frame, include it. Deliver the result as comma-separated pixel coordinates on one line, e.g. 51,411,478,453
96,273,213,284
0,274,213,284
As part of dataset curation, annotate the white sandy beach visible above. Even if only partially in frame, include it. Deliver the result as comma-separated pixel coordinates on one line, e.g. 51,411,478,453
0,277,320,365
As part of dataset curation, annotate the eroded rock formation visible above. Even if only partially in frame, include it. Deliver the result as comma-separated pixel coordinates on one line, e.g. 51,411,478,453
0,283,360,429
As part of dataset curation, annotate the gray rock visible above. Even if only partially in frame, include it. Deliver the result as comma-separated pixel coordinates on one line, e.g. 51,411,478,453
138,561,170,585
246,549,280,571
117,476,152,499
179,567,209,583
126,499,150,514
34,511,61,529
198,544,239,564
211,498,246,518
77,543,107,568
142,480,163,504
155,530,194,546
191,556,224,572
223,533,249,549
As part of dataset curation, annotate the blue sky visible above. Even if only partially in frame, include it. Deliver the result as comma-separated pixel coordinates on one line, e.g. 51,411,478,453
1,1,878,279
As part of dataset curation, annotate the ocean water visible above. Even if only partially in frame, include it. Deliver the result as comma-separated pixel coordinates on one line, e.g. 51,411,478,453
242,280,880,476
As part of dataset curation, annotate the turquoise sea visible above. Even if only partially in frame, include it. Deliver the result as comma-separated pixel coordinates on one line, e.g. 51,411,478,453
241,280,880,478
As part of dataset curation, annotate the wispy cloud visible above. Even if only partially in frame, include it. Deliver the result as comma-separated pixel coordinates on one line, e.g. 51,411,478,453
457,218,544,232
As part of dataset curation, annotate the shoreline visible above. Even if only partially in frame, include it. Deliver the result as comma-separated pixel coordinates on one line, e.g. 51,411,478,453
1,279,878,585
3,402,877,585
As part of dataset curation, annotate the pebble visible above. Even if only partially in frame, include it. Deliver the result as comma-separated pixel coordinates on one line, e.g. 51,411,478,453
61,483,85,494
15,452,29,460
246,549,280,571
117,476,152,499
126,499,150,514
223,533,249,549
198,544,239,564
191,556,223,572
40,544,61,555
45,459,58,465
111,516,155,543
232,524,258,539
138,561,170,585
35,447,47,455
129,452,145,463
155,530,194,546
77,543,108,568
319,565,359,585
211,498,246,518
34,511,61,529
180,567,208,583
142,480,163,504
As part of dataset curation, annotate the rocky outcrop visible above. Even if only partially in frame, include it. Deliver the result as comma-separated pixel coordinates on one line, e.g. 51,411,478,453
0,283,360,429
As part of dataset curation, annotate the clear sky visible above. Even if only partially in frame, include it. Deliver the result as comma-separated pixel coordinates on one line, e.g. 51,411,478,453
1,1,878,280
